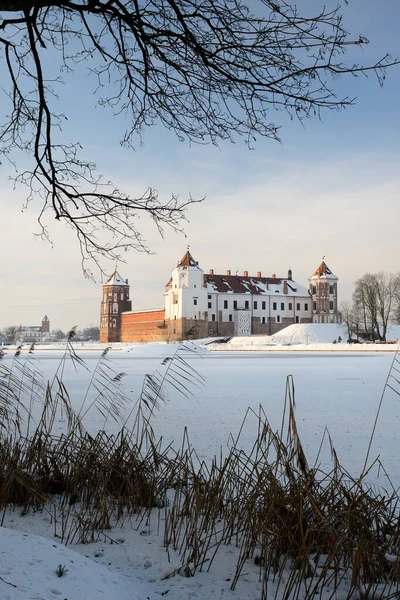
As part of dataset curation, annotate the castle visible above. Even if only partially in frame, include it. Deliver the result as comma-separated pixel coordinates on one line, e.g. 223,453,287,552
100,251,340,343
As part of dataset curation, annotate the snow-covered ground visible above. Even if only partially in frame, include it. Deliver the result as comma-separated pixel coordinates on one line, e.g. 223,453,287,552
0,528,140,600
207,323,400,351
5,323,400,354
1,344,400,599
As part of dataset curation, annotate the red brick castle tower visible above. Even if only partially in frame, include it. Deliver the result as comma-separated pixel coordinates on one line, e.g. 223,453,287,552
309,259,340,324
100,271,132,343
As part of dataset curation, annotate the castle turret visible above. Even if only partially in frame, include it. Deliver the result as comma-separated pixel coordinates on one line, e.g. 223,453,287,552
100,270,132,343
164,249,208,340
309,260,340,324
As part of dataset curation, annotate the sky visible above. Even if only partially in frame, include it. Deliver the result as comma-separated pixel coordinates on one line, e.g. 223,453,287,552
1,0,400,332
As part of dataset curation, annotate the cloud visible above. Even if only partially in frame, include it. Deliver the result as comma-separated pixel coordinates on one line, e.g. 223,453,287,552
1,149,399,330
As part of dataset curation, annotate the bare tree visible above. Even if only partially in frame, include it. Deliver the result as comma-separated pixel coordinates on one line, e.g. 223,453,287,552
3,326,20,344
353,272,397,341
0,1,398,273
393,273,400,325
340,301,356,342
51,328,66,341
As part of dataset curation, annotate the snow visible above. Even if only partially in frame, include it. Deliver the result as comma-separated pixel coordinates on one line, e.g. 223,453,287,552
208,324,400,351
1,343,400,599
104,270,128,286
0,528,139,599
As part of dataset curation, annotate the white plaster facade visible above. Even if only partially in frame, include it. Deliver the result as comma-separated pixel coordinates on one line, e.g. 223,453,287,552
163,251,334,337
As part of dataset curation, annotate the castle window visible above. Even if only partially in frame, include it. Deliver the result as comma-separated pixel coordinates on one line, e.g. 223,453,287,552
262,301,266,310
276,315,280,323
193,298,198,305
273,302,277,310
312,286,317,295
229,314,233,322
305,303,309,311
245,301,249,309
233,301,237,309
281,302,284,310
208,302,212,309
254,301,258,309
329,286,334,295
212,314,216,321
224,300,228,309
112,318,116,327
313,302,316,310
288,303,292,310
262,317,266,324
208,295,211,300
296,303,300,311
330,301,334,310
114,293,117,301
194,285,197,288
296,316,299,323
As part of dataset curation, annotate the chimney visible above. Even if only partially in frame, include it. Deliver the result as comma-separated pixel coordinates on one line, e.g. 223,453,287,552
257,271,262,278
288,268,292,281
244,270,248,277
272,274,276,279
209,269,214,275
283,281,288,295
126,279,129,284
226,270,231,276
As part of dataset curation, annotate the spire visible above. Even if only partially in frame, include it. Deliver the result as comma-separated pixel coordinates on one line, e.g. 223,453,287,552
104,270,129,286
177,248,199,268
310,260,338,280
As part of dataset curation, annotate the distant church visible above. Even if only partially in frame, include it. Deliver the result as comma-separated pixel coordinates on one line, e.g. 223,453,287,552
16,316,50,344
100,251,340,343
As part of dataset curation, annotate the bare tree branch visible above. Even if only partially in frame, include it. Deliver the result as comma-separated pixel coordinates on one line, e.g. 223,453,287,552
0,1,398,274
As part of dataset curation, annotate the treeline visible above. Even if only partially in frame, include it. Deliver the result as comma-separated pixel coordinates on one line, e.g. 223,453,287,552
0,326,100,344
341,272,400,342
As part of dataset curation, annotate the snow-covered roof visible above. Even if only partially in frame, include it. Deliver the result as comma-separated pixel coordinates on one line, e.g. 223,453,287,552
176,250,201,269
309,261,338,281
205,274,310,297
104,270,129,286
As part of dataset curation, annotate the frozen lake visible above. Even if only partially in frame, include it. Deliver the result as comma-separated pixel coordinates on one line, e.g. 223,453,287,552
3,348,399,491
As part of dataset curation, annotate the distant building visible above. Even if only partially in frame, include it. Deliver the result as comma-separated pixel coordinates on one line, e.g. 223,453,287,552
100,252,341,343
16,316,51,344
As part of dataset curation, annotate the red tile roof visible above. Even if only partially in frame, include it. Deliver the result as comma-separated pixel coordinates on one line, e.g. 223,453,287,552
177,250,199,268
311,261,337,280
205,274,309,296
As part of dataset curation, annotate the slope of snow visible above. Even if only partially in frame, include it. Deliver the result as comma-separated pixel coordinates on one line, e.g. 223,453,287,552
209,323,400,351
0,528,139,600
270,323,346,344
